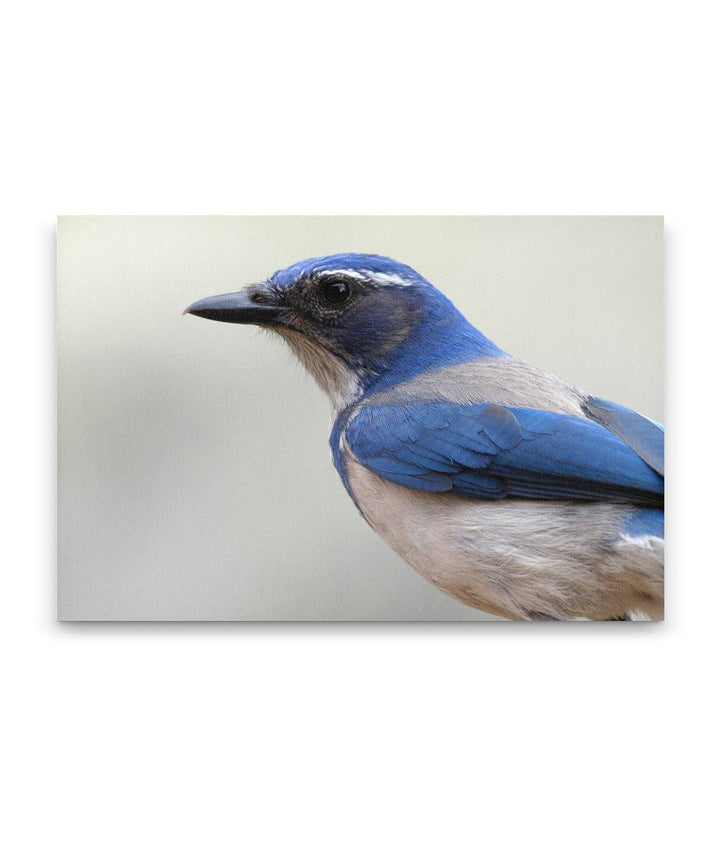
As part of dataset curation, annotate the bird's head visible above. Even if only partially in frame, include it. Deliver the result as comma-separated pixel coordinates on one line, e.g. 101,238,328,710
185,253,500,409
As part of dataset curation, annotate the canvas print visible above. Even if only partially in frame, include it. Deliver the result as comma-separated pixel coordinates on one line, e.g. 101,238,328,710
57,216,664,621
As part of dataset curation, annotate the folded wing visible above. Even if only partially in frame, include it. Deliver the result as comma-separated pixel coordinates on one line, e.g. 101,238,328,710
582,396,664,476
345,402,664,507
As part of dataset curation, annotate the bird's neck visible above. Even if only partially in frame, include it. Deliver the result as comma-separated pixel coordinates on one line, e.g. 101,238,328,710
360,308,504,399
276,300,503,413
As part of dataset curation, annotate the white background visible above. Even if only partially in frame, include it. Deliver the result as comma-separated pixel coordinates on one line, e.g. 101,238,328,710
2,1,716,854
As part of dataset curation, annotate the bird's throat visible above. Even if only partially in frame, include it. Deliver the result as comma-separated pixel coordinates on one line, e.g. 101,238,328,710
268,326,364,411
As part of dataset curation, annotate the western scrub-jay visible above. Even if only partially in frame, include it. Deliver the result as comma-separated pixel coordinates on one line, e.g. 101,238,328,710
186,253,664,620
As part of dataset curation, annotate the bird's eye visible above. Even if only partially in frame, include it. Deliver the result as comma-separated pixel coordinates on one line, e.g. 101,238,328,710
318,279,353,307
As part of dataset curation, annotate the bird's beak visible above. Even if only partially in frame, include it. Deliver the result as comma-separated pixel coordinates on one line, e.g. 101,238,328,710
184,286,286,325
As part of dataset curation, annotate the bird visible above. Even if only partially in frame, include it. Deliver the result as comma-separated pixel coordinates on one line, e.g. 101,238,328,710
185,253,664,621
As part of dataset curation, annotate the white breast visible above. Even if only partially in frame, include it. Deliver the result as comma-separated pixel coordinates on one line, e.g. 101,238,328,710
344,452,663,620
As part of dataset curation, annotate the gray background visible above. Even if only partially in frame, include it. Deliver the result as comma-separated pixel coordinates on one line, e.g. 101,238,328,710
57,216,663,620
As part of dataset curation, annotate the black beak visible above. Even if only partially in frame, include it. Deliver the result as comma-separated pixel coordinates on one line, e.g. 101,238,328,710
184,287,285,325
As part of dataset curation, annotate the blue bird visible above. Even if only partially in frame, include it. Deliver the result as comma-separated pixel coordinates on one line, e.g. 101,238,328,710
186,253,664,620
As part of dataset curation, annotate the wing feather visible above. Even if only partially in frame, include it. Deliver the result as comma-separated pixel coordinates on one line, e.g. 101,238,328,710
345,402,664,506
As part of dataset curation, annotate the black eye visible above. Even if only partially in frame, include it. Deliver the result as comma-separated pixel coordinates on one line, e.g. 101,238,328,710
318,279,353,307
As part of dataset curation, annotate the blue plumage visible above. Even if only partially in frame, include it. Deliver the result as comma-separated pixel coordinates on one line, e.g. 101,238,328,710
583,396,664,476
269,253,422,287
270,253,505,390
188,251,665,619
345,402,664,506
622,508,665,540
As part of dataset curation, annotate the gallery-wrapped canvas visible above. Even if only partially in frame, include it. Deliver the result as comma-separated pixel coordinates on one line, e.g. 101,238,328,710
57,216,663,620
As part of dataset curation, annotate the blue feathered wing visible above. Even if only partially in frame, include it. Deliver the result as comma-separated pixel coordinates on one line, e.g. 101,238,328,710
344,402,664,507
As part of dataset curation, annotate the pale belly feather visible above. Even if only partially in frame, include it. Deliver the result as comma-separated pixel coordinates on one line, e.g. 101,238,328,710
345,453,663,620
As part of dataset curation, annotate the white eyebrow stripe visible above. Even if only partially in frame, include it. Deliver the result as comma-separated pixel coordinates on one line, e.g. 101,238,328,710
317,269,410,286
367,272,409,286
317,269,366,280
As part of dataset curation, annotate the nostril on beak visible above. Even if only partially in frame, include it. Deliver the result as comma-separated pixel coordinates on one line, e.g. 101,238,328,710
248,288,277,306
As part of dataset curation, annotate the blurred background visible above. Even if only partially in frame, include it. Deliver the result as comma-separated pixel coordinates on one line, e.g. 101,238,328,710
57,216,663,620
